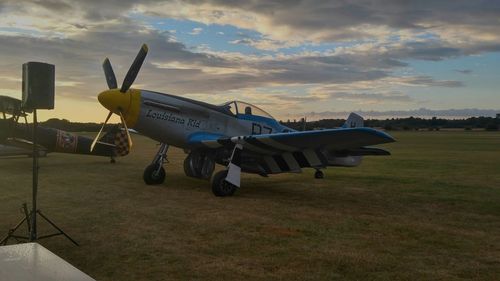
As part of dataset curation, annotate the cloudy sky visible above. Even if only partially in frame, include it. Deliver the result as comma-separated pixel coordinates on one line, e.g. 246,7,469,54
0,0,499,122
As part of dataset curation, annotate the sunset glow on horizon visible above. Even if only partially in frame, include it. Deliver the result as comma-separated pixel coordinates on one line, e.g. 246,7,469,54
0,1,499,122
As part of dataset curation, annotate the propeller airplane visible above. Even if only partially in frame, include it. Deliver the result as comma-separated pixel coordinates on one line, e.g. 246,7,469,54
92,44,395,197
0,95,129,160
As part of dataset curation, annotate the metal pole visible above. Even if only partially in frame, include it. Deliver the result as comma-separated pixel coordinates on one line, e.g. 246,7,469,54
30,109,38,241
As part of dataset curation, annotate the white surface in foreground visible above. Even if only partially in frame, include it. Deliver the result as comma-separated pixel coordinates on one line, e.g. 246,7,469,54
0,242,95,281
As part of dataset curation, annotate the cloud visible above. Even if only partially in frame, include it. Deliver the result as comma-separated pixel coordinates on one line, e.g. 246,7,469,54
455,69,473,74
189,27,203,35
265,91,412,106
395,76,464,87
136,1,500,52
0,0,497,122
229,39,252,45
230,36,288,51
0,18,233,100
0,21,466,104
4,1,500,53
291,108,500,120
327,91,413,103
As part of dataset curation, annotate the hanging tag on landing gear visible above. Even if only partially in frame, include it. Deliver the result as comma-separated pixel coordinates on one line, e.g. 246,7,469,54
225,144,242,187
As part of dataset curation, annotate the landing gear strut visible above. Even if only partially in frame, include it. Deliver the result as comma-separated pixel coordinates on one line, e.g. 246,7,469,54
314,169,324,179
143,143,169,185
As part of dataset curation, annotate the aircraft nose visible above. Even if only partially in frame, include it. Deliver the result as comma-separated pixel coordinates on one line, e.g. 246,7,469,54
98,89,141,128
98,89,130,114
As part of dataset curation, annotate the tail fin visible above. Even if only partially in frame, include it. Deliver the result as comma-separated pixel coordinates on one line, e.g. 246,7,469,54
100,125,130,156
333,113,365,167
113,127,130,156
342,113,364,128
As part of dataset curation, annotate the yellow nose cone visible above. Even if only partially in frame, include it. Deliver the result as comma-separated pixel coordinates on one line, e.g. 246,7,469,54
98,88,141,128
98,89,130,114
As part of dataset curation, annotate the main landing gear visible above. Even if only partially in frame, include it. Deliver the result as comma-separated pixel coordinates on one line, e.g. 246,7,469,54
183,150,215,180
143,143,169,185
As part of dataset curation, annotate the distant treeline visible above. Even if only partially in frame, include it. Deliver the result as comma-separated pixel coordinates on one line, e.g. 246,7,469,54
39,116,500,132
281,116,500,131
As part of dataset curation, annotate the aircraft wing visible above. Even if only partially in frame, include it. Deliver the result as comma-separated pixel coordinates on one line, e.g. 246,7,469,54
195,128,395,154
190,128,394,174
0,140,47,157
0,144,31,157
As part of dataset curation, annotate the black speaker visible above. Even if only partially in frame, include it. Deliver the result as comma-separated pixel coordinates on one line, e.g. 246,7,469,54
22,62,55,110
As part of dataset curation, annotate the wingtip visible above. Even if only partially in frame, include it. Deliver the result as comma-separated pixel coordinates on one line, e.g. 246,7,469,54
382,132,396,143
365,127,396,143
356,127,396,143
142,43,149,53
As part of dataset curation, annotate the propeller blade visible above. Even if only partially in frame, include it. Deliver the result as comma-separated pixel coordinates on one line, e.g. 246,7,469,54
102,58,118,89
119,111,133,149
120,44,149,93
90,111,113,152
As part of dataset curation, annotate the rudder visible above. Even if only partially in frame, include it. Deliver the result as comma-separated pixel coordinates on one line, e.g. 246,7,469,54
342,112,364,128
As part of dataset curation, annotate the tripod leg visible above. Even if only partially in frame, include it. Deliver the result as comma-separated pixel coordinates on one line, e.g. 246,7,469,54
22,203,31,233
37,210,79,246
0,203,34,245
0,214,30,245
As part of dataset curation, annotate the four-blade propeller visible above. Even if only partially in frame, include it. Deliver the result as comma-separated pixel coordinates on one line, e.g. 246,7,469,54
91,44,148,152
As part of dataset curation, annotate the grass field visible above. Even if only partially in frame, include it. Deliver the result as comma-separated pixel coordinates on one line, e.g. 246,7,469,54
1,131,499,280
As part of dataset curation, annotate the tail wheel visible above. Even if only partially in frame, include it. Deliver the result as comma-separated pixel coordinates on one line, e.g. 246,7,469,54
314,170,324,179
211,170,238,197
143,164,166,185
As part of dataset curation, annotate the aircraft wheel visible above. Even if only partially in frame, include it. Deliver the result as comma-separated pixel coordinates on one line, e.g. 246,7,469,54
211,170,237,197
200,156,215,180
314,170,324,179
183,156,197,178
143,164,166,185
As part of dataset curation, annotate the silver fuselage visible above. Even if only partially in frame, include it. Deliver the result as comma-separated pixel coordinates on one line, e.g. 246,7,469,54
132,90,288,149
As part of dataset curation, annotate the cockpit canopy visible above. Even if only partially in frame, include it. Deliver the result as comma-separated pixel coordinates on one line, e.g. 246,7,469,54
220,101,274,119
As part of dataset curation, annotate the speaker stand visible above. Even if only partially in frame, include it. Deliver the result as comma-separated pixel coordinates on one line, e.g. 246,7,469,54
1,109,78,246
0,203,79,246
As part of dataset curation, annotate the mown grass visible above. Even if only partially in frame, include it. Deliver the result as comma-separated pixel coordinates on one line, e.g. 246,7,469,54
0,131,499,280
